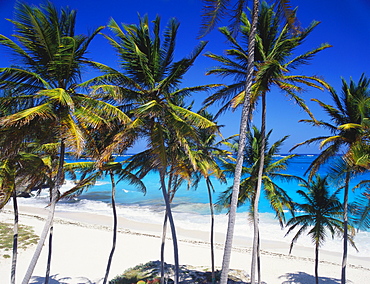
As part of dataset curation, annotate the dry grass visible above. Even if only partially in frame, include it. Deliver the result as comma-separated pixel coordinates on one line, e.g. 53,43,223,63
0,222,39,258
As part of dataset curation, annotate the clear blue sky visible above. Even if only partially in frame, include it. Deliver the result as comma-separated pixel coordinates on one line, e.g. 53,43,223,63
1,0,369,154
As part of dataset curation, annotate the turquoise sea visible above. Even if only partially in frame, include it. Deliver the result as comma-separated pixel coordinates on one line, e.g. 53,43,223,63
17,154,370,258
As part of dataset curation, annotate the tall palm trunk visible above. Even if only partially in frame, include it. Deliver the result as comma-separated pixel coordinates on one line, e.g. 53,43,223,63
11,189,18,284
22,140,65,284
341,171,350,284
220,1,259,282
206,177,216,284
103,170,117,284
251,91,266,284
159,170,179,284
315,242,319,284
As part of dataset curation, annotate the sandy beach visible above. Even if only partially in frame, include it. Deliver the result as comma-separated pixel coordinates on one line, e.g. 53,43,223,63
0,204,369,284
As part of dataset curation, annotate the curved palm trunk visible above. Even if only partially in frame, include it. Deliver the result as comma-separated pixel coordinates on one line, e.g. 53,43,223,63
341,171,350,284
159,170,179,284
251,92,266,284
206,177,216,284
315,242,319,284
11,190,18,284
220,1,259,283
103,170,117,284
22,140,65,284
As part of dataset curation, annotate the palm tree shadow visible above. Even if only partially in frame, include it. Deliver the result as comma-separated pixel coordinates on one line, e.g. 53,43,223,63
279,272,343,284
30,274,95,284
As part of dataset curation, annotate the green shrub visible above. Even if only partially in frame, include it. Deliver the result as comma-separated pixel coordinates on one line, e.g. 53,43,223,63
109,262,160,284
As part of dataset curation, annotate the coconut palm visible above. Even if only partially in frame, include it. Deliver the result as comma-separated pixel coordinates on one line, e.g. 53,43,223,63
202,2,260,282
0,2,129,282
200,2,298,282
190,111,232,284
84,15,217,284
0,147,52,284
292,74,370,283
62,158,146,284
59,122,146,284
217,126,301,283
205,3,329,282
285,175,355,284
218,126,300,222
350,189,370,231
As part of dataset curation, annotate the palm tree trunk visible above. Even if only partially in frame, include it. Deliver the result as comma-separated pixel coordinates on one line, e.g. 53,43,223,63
206,177,216,284
11,190,18,284
160,212,168,284
159,170,179,284
251,91,266,284
22,140,65,284
161,172,175,284
341,171,350,284
220,1,259,283
257,230,261,284
315,242,319,284
103,170,117,284
45,224,53,284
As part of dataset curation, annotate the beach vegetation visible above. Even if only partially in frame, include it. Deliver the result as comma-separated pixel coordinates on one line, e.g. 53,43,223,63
0,147,54,284
0,1,127,283
292,74,370,283
199,1,301,280
61,127,146,284
109,261,160,284
86,13,219,284
217,126,300,223
0,1,368,284
204,2,330,282
285,175,356,284
0,222,39,256
190,110,233,284
200,0,260,280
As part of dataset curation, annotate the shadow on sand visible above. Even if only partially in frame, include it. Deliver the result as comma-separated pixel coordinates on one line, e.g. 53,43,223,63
279,271,342,284
30,274,97,284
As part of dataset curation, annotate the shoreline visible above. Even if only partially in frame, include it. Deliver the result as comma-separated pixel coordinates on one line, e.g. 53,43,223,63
1,204,369,284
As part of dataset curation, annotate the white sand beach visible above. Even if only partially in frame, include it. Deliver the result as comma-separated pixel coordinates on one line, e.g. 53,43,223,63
0,204,369,284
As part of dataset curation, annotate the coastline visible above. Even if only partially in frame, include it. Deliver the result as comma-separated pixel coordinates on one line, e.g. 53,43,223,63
0,204,369,284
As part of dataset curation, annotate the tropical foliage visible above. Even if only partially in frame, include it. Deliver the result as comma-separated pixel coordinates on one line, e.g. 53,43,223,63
285,175,356,284
0,1,369,284
293,74,370,283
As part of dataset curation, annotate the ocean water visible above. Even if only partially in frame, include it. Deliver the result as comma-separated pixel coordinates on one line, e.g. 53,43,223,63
16,154,370,258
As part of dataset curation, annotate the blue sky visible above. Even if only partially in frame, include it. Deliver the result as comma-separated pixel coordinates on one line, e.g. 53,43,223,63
0,0,369,154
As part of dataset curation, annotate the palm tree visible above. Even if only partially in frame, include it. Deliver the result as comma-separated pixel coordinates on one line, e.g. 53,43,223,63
0,2,128,283
217,127,300,283
285,175,355,284
205,3,329,282
201,2,260,282
218,126,300,223
191,111,232,284
85,15,217,284
292,74,370,283
59,122,146,284
62,158,146,284
200,2,298,282
350,189,370,231
0,146,52,284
